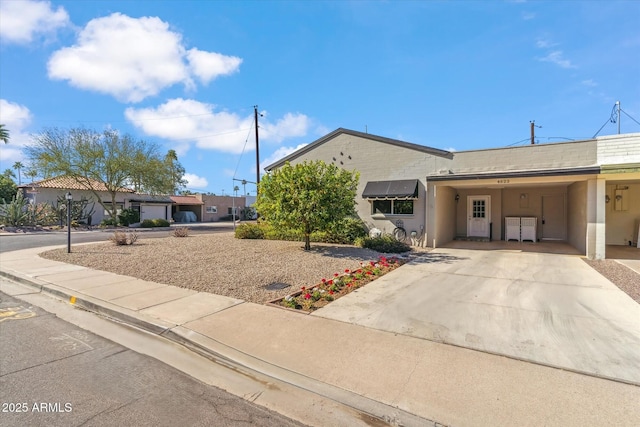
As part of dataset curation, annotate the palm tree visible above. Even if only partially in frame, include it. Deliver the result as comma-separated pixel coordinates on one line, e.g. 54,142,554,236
24,168,37,184
0,124,9,144
13,161,23,185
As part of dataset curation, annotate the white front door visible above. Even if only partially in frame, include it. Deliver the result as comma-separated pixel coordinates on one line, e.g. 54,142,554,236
467,196,491,238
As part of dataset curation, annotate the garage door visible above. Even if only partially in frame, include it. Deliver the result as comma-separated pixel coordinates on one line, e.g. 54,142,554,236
140,205,167,221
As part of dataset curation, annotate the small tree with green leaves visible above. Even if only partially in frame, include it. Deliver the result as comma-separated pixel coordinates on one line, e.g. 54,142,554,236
0,175,17,203
26,127,184,220
256,161,359,250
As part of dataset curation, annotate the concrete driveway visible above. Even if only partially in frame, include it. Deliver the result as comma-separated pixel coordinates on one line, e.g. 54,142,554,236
312,242,640,385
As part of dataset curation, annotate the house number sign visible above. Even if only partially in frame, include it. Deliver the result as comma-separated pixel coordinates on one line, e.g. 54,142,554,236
497,179,510,184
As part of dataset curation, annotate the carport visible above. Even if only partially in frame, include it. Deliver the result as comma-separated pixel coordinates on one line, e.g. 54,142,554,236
170,195,204,222
427,169,599,257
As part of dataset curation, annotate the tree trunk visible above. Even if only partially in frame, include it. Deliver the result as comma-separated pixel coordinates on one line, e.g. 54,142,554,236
304,223,311,250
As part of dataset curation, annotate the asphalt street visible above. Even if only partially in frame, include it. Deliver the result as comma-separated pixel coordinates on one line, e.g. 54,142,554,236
0,225,232,252
0,288,306,427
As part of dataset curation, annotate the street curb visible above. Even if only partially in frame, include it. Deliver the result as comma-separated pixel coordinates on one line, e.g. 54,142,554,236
0,268,445,427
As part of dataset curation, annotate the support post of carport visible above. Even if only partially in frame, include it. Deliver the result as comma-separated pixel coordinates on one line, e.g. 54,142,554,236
586,178,606,259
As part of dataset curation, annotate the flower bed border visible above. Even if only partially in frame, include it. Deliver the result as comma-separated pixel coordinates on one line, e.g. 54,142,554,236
265,255,408,314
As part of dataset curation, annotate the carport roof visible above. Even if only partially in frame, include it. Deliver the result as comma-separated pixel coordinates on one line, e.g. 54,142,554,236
170,195,204,205
362,179,419,199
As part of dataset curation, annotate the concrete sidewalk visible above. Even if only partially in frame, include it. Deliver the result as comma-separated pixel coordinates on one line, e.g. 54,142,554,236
1,247,639,427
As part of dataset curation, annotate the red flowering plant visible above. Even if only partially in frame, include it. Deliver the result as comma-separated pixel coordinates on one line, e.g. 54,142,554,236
275,255,405,312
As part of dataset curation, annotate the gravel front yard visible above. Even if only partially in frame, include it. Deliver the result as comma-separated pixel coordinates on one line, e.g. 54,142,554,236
39,232,640,305
40,233,394,303
583,259,640,303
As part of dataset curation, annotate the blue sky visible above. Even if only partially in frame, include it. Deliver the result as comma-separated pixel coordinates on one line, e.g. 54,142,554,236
1,0,639,195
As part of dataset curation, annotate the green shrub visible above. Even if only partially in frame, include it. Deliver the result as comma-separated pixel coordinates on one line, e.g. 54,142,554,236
100,218,118,227
0,192,30,226
234,223,265,239
357,235,411,253
118,208,140,226
140,219,154,228
141,218,170,228
323,217,368,244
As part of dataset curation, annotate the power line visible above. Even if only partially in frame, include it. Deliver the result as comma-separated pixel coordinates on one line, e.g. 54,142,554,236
621,109,640,127
232,116,256,180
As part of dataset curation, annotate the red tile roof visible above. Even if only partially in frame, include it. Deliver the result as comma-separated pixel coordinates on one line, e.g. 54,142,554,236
170,195,204,205
20,176,135,193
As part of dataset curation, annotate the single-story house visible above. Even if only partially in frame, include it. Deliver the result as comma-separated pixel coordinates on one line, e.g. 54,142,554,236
265,128,640,259
197,194,245,222
19,176,173,224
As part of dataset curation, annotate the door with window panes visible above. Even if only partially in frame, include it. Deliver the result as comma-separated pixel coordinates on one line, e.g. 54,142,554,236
467,196,491,238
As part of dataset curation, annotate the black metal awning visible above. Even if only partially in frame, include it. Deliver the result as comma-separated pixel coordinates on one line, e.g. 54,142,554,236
362,179,419,200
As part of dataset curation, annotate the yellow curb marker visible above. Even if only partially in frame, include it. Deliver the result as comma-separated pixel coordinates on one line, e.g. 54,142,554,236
70,296,76,305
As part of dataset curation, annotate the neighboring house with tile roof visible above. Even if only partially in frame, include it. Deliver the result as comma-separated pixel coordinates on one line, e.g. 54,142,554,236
19,176,171,225
170,195,204,222
265,128,640,259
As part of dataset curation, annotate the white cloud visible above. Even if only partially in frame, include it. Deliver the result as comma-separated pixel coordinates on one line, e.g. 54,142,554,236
186,48,242,84
125,99,310,154
442,147,457,152
47,13,242,103
0,99,33,164
0,0,69,45
581,79,597,87
183,173,208,189
535,37,556,49
522,12,536,20
260,143,308,171
260,112,310,143
537,50,576,69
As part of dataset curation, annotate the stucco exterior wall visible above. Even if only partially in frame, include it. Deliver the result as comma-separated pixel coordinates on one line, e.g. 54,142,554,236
280,133,451,243
586,178,606,259
567,181,588,254
605,183,640,245
433,185,456,246
199,195,245,222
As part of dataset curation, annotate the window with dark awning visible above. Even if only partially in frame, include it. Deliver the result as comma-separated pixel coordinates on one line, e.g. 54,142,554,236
362,179,419,199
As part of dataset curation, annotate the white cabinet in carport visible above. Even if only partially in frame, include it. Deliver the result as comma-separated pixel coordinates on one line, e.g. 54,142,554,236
504,217,537,242
520,217,537,242
505,217,521,242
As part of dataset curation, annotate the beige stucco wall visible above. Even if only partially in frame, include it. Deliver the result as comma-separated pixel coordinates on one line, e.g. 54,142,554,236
432,185,456,246
567,181,588,254
280,133,451,244
605,183,640,245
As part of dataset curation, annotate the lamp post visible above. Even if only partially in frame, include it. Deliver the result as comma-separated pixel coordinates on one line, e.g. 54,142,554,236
65,192,72,253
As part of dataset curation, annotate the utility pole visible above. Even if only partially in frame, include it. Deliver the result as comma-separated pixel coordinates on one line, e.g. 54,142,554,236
616,101,621,134
530,120,541,145
254,105,260,189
